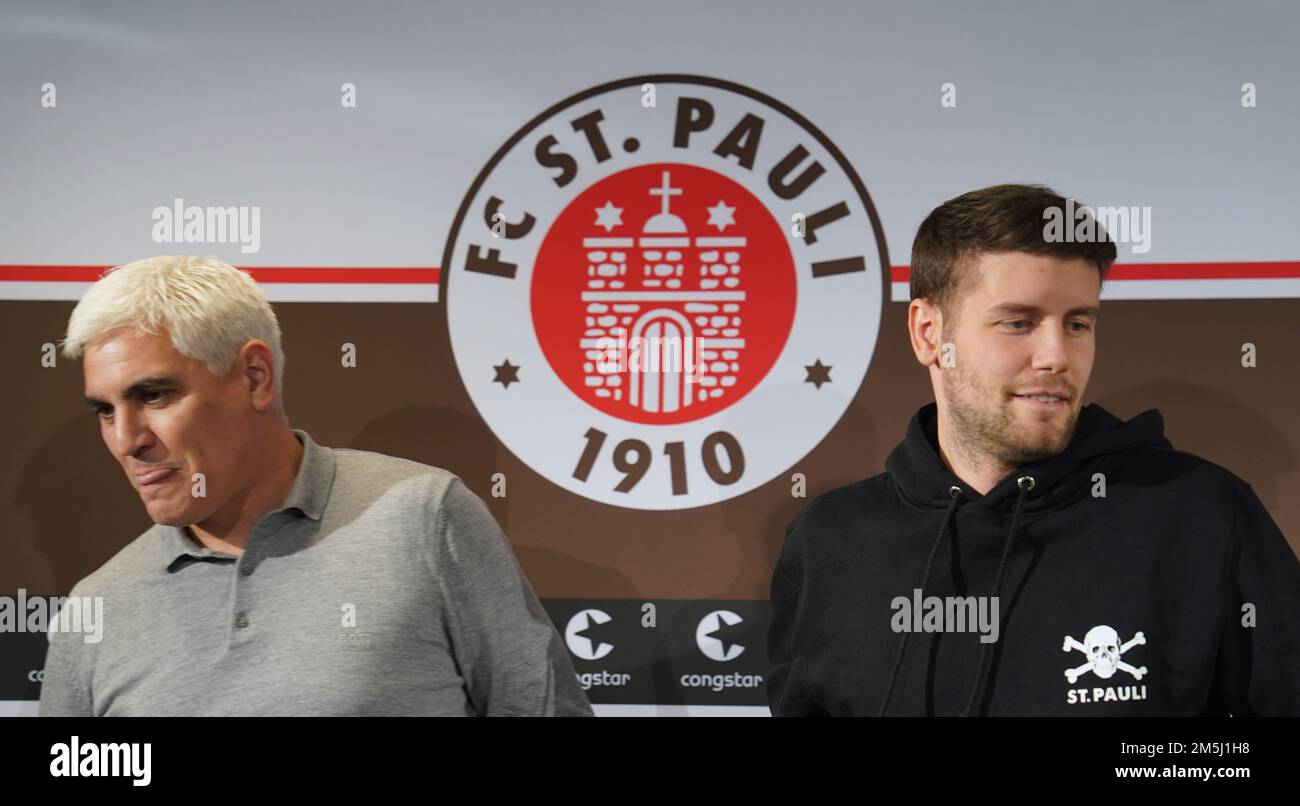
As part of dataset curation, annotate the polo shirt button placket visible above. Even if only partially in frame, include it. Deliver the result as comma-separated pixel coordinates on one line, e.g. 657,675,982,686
234,528,261,636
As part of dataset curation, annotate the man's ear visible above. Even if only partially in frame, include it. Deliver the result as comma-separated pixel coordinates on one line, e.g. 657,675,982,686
908,299,944,368
238,340,277,412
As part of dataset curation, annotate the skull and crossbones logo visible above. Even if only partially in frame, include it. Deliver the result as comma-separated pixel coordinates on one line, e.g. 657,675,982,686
1062,625,1147,684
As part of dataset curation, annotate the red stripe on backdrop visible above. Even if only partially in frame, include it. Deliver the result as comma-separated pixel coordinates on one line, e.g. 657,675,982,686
0,266,442,283
3,262,1298,285
890,261,1300,283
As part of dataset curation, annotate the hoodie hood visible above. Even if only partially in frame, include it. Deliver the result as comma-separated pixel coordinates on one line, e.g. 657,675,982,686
876,401,1172,716
885,401,1172,516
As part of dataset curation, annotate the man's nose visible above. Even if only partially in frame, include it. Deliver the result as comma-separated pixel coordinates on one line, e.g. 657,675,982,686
1031,323,1071,373
109,407,155,459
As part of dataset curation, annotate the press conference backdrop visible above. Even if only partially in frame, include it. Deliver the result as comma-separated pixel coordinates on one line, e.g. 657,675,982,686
2,1,1297,716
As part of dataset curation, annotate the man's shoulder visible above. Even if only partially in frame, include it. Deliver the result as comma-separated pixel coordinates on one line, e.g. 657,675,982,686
1112,442,1250,504
67,523,170,599
786,475,886,535
326,445,477,518
330,446,460,492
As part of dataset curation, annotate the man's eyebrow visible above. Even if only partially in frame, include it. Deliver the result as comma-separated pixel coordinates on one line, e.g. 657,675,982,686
986,303,1100,319
84,377,183,407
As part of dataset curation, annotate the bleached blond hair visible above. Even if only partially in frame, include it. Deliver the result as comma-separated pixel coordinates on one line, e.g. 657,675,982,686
62,256,286,416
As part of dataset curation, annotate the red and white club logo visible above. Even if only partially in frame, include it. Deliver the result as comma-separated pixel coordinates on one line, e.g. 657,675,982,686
533,163,794,424
443,75,887,510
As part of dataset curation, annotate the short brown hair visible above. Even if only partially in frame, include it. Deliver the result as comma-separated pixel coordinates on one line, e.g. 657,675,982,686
910,183,1117,328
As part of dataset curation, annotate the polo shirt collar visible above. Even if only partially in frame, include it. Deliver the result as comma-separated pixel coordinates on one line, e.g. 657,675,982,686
158,428,335,570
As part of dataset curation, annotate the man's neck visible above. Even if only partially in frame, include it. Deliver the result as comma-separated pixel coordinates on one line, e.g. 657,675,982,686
186,426,305,556
935,417,1012,497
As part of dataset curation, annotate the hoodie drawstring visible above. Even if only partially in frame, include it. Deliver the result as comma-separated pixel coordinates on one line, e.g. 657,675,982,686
877,483,965,717
877,475,1036,717
959,475,1034,717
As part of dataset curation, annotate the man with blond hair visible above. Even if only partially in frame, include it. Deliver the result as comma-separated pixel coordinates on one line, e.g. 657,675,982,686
40,255,592,716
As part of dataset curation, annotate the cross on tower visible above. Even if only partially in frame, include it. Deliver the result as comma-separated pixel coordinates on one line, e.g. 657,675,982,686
649,170,682,215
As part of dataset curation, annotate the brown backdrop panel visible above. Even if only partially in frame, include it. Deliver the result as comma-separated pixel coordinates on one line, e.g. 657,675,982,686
2,297,1296,600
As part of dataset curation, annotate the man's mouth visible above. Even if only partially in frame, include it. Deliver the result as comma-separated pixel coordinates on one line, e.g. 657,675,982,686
135,468,178,486
1013,392,1070,408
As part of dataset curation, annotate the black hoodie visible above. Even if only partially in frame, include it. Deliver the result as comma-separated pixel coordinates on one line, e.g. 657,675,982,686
767,402,1300,716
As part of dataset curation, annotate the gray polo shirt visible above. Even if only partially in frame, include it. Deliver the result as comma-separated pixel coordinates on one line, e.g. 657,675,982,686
38,429,592,716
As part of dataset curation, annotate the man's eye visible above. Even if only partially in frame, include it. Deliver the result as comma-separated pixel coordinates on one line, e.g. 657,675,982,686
143,390,170,404
1006,320,1031,330
95,408,112,419
1069,321,1092,332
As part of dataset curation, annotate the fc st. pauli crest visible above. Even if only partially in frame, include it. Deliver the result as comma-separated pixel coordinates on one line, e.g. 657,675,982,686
443,75,887,509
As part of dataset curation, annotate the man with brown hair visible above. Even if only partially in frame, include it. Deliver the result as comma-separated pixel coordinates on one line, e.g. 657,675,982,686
767,184,1300,716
